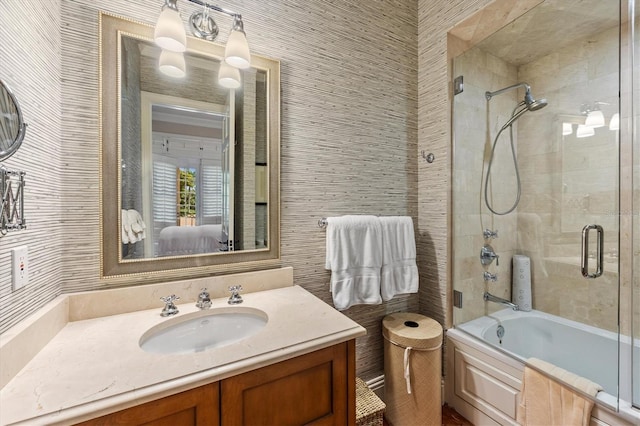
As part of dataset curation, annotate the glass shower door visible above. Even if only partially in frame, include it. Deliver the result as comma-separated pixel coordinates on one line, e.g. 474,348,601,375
451,0,621,409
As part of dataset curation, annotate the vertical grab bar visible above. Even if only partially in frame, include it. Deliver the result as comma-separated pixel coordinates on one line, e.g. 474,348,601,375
581,224,603,278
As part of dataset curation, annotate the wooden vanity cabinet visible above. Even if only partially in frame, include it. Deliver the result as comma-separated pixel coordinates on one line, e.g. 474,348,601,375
222,341,355,425
76,340,355,426
75,383,219,426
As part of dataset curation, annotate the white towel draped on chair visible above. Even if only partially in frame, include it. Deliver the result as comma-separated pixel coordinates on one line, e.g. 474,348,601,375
325,215,383,310
325,215,418,310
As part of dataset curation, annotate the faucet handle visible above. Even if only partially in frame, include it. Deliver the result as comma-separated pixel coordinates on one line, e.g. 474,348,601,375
160,294,180,304
483,229,499,240
160,294,180,317
480,244,499,266
228,285,243,305
196,288,212,310
483,272,498,282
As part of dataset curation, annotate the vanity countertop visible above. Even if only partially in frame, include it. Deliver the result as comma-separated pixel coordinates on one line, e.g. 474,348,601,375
0,285,366,425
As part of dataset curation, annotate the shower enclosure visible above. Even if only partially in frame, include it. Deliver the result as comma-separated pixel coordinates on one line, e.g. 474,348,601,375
451,0,638,420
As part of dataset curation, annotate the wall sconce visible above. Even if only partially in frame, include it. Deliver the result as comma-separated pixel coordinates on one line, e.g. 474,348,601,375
154,0,251,86
562,122,573,136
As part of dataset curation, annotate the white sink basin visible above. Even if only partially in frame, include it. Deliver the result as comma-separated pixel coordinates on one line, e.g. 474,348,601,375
139,307,268,354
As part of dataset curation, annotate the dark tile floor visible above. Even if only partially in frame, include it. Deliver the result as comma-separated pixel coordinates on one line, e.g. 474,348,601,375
383,404,473,426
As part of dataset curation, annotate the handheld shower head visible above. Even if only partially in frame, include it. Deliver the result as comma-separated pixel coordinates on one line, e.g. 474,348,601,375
524,89,547,111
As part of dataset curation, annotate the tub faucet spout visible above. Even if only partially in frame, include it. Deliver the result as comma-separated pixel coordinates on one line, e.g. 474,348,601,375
483,292,519,311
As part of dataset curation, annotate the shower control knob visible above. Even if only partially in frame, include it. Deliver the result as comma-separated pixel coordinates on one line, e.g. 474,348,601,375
480,244,499,266
483,229,499,240
483,272,498,282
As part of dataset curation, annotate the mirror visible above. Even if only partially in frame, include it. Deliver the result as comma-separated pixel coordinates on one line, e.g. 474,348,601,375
100,13,280,277
0,79,27,161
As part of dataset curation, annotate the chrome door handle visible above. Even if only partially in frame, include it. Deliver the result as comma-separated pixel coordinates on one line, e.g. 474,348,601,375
581,224,603,278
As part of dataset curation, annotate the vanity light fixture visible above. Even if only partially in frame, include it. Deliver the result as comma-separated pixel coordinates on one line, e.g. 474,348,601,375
585,109,605,128
581,102,608,129
218,61,242,89
576,124,595,138
154,0,251,82
609,113,620,131
158,49,186,78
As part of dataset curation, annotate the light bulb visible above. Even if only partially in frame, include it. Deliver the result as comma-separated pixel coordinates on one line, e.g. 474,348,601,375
609,113,619,131
154,6,187,52
218,61,241,89
576,124,595,138
225,18,251,69
159,50,186,78
562,122,573,136
585,110,605,128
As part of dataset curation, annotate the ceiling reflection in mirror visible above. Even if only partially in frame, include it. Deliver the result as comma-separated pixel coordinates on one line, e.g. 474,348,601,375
100,13,280,278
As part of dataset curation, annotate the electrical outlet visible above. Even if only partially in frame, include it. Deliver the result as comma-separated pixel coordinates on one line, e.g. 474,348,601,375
12,246,28,291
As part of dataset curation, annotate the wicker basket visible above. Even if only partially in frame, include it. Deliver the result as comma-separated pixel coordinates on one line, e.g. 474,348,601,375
355,377,386,426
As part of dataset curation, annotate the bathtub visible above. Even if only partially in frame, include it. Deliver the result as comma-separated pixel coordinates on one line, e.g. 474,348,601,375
447,309,639,425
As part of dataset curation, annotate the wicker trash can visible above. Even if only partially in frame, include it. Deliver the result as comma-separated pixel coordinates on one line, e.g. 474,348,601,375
382,313,443,426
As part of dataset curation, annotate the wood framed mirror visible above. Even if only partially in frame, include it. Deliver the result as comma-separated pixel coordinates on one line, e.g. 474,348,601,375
100,12,280,278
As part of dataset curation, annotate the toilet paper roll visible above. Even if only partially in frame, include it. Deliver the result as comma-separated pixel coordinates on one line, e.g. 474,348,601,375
512,255,532,311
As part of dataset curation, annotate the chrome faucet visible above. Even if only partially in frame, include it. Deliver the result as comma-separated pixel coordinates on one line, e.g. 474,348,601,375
160,294,180,316
228,285,243,304
196,288,212,310
483,292,519,311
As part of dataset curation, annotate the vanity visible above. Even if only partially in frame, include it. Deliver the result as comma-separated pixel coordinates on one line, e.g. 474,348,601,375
0,268,366,425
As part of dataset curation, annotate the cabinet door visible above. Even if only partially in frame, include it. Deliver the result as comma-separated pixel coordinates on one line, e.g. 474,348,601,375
75,383,219,426
221,341,355,426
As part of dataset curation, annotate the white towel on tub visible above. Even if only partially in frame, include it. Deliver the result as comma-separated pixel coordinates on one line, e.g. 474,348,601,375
379,216,419,301
325,215,382,310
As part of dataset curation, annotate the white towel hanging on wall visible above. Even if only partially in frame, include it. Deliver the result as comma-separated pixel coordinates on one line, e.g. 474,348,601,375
379,216,419,301
325,215,383,310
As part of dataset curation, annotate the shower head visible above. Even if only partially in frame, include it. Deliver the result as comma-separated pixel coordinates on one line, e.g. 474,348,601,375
524,89,547,111
486,82,547,111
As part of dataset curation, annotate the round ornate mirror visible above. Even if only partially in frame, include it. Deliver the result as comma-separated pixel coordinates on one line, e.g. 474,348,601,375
0,79,27,161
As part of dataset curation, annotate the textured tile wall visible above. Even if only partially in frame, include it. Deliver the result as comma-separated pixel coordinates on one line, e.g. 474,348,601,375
0,0,63,333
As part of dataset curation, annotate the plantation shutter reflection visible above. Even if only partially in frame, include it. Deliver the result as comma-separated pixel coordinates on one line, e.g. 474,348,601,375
201,159,223,223
153,157,177,223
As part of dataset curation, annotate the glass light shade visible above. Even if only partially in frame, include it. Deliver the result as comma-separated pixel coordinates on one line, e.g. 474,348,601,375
154,7,187,52
609,113,620,131
562,122,573,135
576,124,595,138
159,50,186,78
585,110,605,128
225,30,251,69
218,61,241,89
